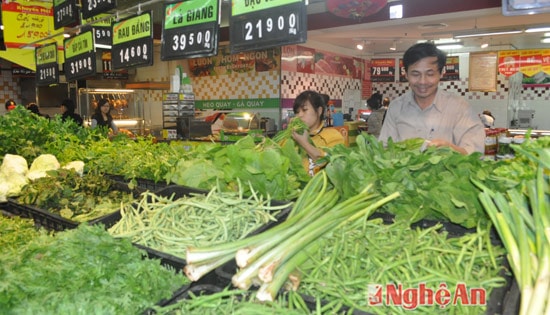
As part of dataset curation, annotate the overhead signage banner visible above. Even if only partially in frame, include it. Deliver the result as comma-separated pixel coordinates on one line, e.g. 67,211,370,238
0,1,65,70
63,30,96,82
111,11,154,70
53,0,78,30
187,46,280,77
498,49,550,85
81,0,116,20
370,58,395,82
161,0,220,60
229,0,307,54
35,42,59,86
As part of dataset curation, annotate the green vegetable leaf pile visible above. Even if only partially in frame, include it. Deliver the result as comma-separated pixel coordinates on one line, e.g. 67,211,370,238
0,214,46,253
0,224,189,314
325,134,501,228
167,136,310,200
17,168,135,221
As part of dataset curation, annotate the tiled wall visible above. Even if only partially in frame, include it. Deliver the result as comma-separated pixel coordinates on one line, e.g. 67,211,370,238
281,71,363,99
372,75,550,102
1,67,21,114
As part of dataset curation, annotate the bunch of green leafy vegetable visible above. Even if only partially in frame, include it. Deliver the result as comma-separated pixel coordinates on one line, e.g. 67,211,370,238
0,214,47,253
272,117,309,143
488,134,550,189
0,224,189,314
17,168,135,221
0,106,104,163
167,136,310,201
324,134,503,228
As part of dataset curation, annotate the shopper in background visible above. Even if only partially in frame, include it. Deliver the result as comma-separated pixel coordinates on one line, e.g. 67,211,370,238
5,99,16,112
91,98,118,134
60,99,84,126
366,92,386,138
292,90,345,176
378,42,485,155
26,102,49,119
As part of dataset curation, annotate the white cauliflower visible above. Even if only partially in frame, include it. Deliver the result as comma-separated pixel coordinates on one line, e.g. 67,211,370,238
27,154,61,180
62,161,85,176
0,154,30,201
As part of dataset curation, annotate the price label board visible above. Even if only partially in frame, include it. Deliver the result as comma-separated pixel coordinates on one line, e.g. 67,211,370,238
81,0,116,19
371,58,396,82
112,11,154,70
161,0,220,60
63,30,97,82
54,0,78,30
83,13,117,47
229,0,307,54
35,43,59,86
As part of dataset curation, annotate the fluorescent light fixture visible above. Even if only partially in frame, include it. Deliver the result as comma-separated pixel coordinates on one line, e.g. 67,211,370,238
437,44,464,50
525,26,550,33
481,43,489,48
92,89,135,93
95,44,112,49
454,29,522,38
433,38,460,44
541,38,550,44
356,43,364,50
63,33,71,38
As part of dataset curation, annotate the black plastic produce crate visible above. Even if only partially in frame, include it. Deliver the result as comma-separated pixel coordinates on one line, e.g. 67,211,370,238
105,174,169,192
6,181,143,231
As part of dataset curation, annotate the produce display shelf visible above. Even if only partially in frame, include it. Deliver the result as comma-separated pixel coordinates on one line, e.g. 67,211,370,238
5,181,143,231
106,174,170,192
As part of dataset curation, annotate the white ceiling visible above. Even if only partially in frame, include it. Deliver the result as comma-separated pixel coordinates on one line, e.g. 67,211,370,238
304,4,550,57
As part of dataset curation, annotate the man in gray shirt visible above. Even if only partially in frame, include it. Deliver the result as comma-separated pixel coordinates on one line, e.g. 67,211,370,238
378,43,485,155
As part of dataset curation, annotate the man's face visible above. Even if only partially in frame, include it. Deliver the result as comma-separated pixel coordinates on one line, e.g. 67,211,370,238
405,56,443,104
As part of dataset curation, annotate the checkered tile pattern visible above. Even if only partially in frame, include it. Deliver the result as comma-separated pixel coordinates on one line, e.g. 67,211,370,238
372,74,550,101
194,70,280,99
1,69,21,110
281,71,362,99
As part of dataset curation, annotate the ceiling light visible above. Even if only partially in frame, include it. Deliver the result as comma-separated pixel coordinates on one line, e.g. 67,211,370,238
389,41,397,51
437,43,464,50
541,38,550,44
356,43,364,50
525,26,550,33
454,28,522,39
433,38,460,44
480,43,489,48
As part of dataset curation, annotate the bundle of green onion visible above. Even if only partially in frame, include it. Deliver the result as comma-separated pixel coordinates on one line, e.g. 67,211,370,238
476,145,549,315
184,170,400,301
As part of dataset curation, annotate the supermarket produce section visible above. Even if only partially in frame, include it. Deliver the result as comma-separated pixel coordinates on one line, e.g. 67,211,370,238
1,107,548,314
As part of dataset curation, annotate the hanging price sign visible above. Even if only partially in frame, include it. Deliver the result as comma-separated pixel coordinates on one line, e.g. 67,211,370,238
53,0,78,30
83,14,119,47
371,58,396,82
112,11,154,70
229,0,307,54
63,30,96,82
35,42,59,86
161,0,220,60
81,0,116,19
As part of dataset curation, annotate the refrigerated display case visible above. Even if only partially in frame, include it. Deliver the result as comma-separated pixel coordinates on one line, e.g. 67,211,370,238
77,88,145,135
